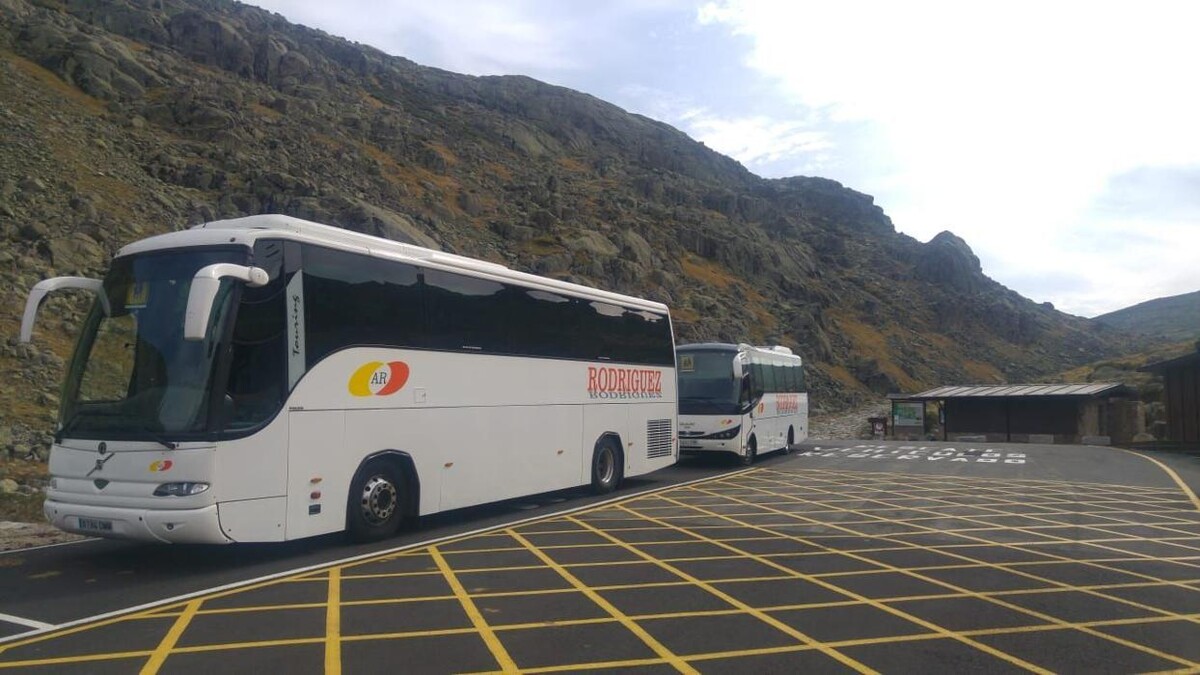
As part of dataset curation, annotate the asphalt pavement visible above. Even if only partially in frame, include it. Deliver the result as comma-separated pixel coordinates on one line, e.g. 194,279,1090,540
2,440,1198,673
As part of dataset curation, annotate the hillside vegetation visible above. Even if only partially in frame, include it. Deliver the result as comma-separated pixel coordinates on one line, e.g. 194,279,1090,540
0,0,1151,456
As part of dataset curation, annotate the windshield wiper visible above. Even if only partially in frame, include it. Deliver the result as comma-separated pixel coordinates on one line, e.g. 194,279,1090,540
141,426,178,450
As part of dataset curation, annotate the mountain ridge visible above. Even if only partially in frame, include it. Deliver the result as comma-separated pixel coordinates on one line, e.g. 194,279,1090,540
1093,289,1200,342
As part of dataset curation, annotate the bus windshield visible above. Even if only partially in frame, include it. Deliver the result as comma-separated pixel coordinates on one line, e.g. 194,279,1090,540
677,349,743,414
59,248,246,439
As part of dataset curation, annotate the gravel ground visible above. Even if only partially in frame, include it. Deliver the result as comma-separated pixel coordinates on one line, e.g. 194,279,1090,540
809,400,890,440
0,520,84,552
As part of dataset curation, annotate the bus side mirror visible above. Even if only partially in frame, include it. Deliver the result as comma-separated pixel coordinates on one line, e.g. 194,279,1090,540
20,277,111,343
184,264,269,341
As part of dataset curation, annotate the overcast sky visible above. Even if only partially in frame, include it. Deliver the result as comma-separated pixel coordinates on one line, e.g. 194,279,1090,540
248,0,1199,317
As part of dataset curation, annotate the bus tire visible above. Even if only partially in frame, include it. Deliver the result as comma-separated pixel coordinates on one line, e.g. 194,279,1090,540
347,459,404,542
785,427,795,453
590,439,623,494
740,435,757,466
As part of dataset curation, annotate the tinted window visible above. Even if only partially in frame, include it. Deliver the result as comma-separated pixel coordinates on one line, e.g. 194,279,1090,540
570,300,672,365
509,289,578,358
299,245,672,366
225,240,287,429
424,269,506,352
302,245,423,366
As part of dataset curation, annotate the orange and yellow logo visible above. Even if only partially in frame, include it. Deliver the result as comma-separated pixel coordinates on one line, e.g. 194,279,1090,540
149,460,173,472
349,361,410,397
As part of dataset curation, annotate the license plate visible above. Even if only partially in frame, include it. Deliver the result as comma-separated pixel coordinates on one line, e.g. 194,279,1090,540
77,517,113,532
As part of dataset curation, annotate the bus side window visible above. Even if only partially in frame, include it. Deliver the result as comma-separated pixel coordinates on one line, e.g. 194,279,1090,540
301,245,423,367
224,240,287,429
423,268,505,352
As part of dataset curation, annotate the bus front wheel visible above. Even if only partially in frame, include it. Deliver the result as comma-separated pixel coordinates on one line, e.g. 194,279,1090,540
347,460,404,542
591,440,623,494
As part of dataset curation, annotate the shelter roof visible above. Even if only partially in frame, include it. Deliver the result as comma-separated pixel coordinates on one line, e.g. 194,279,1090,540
894,382,1133,401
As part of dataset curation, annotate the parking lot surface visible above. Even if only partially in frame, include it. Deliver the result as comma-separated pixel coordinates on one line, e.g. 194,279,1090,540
2,443,1199,673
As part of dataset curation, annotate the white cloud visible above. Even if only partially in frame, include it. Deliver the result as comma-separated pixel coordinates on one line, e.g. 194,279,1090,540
250,0,583,76
694,1,1200,315
683,113,833,168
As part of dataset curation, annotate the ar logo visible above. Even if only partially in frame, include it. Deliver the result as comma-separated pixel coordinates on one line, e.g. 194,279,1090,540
349,361,410,397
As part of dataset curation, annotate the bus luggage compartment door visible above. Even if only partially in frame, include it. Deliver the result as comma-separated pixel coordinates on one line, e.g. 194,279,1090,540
287,410,348,539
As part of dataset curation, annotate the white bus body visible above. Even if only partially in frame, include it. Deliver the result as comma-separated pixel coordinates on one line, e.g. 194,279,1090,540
21,215,677,543
676,343,808,464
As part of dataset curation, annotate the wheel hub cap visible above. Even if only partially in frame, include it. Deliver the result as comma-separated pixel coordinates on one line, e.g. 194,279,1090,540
361,475,397,524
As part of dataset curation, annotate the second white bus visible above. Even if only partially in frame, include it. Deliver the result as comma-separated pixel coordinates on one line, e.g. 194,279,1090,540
676,343,808,464
21,214,678,544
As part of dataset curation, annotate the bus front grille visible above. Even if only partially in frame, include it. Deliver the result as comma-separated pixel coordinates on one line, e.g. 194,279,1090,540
647,418,673,459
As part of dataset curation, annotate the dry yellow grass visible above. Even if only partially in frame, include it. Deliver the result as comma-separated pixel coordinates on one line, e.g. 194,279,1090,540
557,157,590,173
426,142,459,167
815,362,868,391
830,311,921,392
962,359,1004,382
680,255,737,289
485,162,513,182
672,307,699,324
522,237,563,256
4,51,105,114
250,102,283,119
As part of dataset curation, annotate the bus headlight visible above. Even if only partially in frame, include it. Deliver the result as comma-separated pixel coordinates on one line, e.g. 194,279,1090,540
153,482,210,497
703,425,741,440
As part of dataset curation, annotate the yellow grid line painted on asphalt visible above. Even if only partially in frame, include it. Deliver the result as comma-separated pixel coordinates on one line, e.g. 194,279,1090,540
325,567,342,675
688,475,1200,669
562,513,881,674
506,528,699,674
622,496,1055,673
429,546,518,673
138,598,200,675
745,471,1200,599
128,576,1200,630
775,463,1191,492
1120,448,1200,512
734,474,1200,604
2,466,1199,672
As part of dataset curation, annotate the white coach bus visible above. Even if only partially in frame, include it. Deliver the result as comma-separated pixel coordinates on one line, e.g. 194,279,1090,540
20,215,677,543
676,343,807,464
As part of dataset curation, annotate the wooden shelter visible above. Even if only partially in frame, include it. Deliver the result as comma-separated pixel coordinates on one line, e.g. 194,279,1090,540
1140,345,1200,447
890,383,1141,445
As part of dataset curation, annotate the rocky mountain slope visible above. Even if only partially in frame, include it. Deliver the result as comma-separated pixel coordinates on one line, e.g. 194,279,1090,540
0,0,1150,453
1093,290,1200,342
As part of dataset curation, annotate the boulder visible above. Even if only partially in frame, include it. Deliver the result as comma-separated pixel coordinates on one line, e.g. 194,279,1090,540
915,230,985,293
565,231,619,258
47,233,105,271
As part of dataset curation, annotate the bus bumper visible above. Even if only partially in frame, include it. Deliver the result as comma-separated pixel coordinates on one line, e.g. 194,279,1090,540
679,439,742,455
44,500,232,544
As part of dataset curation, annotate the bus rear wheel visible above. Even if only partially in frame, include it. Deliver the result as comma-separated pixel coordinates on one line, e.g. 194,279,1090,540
785,427,795,453
347,460,404,542
591,440,623,494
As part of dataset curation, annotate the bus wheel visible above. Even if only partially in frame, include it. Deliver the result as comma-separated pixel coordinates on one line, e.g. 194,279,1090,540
740,436,757,466
347,461,403,542
591,440,623,494
785,427,795,453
